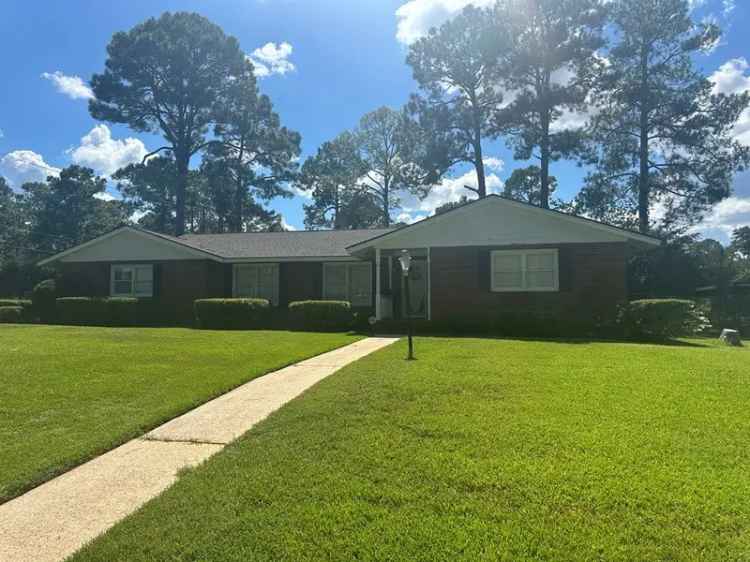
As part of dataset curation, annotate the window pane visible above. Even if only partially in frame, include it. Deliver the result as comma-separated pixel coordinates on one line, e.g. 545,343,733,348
527,271,554,289
493,254,522,272
348,264,371,307
134,266,153,296
494,271,523,289
527,253,554,271
114,268,132,282
114,280,132,295
235,265,258,298
257,265,276,303
324,264,348,301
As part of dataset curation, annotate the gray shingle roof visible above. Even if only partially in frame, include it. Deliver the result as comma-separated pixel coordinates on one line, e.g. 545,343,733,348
176,229,394,259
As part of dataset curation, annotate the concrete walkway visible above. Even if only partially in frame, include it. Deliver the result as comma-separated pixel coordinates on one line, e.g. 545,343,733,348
0,337,397,562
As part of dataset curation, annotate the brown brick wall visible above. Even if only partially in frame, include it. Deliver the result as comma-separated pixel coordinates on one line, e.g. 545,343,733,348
430,243,628,326
58,260,229,323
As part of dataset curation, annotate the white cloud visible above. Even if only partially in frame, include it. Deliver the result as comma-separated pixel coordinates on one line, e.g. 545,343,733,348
395,0,494,45
709,58,750,146
694,196,750,241
280,216,298,231
68,124,147,177
93,191,117,201
483,157,504,172
0,150,61,187
248,42,296,78
41,71,94,100
399,168,503,222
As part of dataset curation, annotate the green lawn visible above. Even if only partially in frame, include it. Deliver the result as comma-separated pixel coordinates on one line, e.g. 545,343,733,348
70,336,750,562
0,325,359,503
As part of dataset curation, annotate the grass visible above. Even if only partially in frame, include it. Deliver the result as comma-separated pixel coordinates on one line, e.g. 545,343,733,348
0,325,360,503
69,336,750,562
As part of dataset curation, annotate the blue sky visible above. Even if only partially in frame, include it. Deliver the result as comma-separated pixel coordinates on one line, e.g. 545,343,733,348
1,0,748,241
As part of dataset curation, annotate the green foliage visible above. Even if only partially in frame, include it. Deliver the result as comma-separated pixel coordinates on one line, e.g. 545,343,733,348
90,12,248,235
32,279,57,323
406,5,506,198
503,165,558,207
355,107,430,225
493,0,606,209
55,297,152,327
298,132,382,230
288,300,354,332
0,176,30,268
580,0,750,233
193,298,270,329
0,306,24,324
205,65,301,232
113,157,177,234
618,299,711,339
22,166,130,257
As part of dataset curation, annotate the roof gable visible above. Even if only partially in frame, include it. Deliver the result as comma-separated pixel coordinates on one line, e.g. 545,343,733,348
348,196,660,252
39,227,221,265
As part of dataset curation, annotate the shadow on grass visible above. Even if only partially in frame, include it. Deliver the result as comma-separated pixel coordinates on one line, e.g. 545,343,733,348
367,331,713,348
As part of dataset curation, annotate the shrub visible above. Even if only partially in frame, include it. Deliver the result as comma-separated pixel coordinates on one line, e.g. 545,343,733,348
618,299,711,339
194,298,270,330
56,297,142,326
288,300,353,332
0,306,24,324
32,279,57,323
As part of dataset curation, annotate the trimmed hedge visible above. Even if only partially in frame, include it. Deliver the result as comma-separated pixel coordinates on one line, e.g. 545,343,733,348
618,299,710,339
0,306,24,324
56,297,141,326
288,300,353,332
32,279,57,323
194,298,270,330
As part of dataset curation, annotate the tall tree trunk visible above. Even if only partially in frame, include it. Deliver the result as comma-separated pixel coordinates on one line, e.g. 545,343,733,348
382,178,391,227
233,173,244,233
638,45,650,234
539,76,551,209
174,149,189,236
471,99,486,198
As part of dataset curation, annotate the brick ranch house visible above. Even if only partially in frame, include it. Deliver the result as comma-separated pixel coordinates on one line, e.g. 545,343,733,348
39,196,661,326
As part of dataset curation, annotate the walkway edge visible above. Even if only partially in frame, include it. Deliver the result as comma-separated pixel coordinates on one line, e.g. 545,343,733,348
0,337,398,562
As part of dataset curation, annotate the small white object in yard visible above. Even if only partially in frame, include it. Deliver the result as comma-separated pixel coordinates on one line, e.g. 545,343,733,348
719,329,743,347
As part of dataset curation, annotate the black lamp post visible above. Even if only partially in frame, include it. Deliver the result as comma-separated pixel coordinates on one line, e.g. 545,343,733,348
398,249,415,360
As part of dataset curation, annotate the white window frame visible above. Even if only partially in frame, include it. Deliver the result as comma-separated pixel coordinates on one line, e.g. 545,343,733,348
323,262,373,307
110,264,154,297
491,249,559,292
233,263,280,306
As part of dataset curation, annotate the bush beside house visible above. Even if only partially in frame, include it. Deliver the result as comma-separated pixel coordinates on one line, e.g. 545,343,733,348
32,279,57,323
288,300,353,332
0,306,24,324
618,299,710,339
193,298,270,329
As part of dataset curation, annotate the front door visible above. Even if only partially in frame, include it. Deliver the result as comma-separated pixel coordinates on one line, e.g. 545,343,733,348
401,258,428,319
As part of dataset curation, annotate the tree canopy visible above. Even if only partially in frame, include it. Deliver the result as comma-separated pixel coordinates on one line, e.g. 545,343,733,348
89,12,248,235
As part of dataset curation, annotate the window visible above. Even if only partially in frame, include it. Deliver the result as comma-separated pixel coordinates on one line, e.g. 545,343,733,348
234,264,279,306
110,264,154,297
323,262,372,307
491,249,558,292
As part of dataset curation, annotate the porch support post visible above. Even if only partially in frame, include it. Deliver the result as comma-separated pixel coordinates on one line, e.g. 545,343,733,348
375,247,382,320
